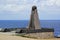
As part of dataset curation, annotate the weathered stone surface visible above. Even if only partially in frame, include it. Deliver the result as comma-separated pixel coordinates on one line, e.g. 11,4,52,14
27,6,41,30
25,32,54,39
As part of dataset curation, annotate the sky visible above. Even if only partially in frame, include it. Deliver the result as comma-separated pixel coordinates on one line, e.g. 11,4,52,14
0,0,60,20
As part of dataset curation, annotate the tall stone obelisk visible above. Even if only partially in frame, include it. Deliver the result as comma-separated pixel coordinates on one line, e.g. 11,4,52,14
27,6,41,30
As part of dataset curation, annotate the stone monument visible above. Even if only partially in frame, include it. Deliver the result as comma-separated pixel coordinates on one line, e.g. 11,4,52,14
27,6,41,30
25,6,54,38
16,6,54,39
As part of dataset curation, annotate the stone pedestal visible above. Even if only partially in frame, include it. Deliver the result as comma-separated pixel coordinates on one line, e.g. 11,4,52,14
25,32,54,39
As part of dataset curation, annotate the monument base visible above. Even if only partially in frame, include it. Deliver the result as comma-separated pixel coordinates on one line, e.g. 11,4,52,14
16,28,54,39
24,32,54,39
24,28,54,39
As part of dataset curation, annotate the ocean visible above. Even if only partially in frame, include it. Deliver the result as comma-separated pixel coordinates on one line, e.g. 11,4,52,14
0,20,60,36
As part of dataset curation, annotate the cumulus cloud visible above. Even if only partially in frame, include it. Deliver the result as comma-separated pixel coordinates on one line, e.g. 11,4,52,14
0,0,60,14
37,0,60,12
40,0,60,7
1,5,26,12
0,0,37,12
56,0,60,7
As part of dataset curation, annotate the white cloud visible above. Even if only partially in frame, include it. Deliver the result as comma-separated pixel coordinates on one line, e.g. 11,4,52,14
1,5,33,13
40,0,60,7
56,0,60,7
0,0,29,13
3,5,26,12
38,0,60,11
0,0,60,14
0,0,38,13
40,0,55,7
46,0,56,6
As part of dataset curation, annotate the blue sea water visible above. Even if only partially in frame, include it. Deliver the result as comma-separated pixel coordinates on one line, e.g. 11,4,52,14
0,20,60,36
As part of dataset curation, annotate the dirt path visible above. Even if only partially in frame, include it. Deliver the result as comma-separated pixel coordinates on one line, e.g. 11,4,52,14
0,34,36,40
0,32,60,40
